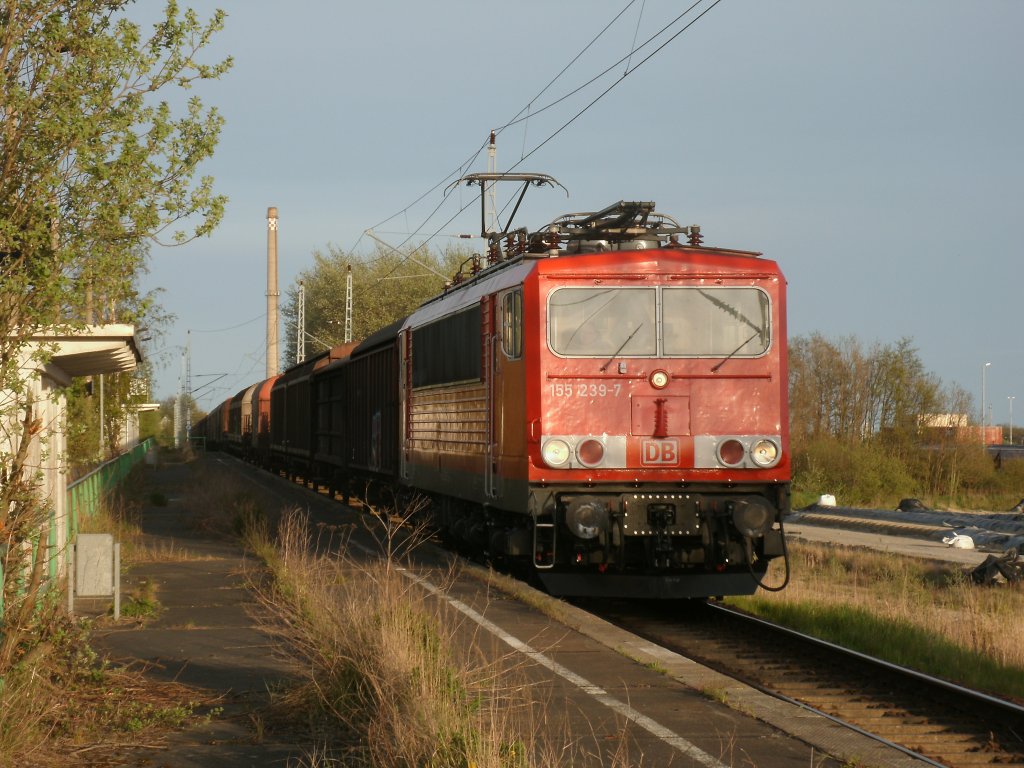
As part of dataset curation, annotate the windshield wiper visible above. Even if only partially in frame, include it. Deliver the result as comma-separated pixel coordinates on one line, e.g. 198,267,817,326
563,290,616,350
696,289,761,335
600,323,643,372
711,329,761,373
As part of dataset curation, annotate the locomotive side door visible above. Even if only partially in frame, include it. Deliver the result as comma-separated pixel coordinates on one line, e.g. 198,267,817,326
484,295,497,499
490,287,527,505
398,328,411,482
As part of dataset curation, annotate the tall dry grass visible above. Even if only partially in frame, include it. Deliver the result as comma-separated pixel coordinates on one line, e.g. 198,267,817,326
245,508,645,767
76,464,217,564
76,469,143,552
731,541,1024,700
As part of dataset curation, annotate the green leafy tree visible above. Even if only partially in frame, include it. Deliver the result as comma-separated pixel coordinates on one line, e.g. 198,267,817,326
281,243,472,366
0,1,229,678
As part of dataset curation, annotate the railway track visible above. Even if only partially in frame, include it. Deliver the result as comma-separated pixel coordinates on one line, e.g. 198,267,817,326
591,600,1024,768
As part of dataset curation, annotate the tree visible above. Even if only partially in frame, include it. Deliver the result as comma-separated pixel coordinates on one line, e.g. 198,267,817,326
789,333,942,445
785,333,1004,507
1,1,230,675
281,243,471,367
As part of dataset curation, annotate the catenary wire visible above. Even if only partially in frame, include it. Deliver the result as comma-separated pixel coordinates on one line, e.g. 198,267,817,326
359,0,639,250
496,0,709,133
511,0,725,172
624,0,648,74
379,0,724,275
189,312,265,334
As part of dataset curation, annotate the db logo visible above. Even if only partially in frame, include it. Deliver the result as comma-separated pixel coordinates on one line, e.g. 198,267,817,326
641,438,680,466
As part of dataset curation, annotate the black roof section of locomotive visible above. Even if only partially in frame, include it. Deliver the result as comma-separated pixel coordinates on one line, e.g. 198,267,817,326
350,315,407,358
276,346,333,380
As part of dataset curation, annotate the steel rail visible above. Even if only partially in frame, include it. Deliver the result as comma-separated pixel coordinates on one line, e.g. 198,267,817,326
707,601,1024,718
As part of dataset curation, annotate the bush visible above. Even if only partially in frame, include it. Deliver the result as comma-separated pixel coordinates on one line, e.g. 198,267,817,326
792,434,1024,511
792,437,916,507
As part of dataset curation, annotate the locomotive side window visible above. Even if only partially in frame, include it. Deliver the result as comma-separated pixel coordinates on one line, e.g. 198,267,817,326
662,287,770,357
548,288,656,357
411,304,482,387
500,289,522,360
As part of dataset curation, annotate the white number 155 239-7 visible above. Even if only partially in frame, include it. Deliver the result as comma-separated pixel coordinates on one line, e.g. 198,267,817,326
549,382,622,398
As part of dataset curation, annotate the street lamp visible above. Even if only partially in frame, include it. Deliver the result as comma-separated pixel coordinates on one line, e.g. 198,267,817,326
982,362,991,445
1010,396,1015,445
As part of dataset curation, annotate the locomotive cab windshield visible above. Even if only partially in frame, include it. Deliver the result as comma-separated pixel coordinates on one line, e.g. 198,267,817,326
548,286,771,359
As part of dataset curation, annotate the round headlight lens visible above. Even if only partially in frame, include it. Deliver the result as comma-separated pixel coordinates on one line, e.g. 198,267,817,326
565,498,609,540
732,498,774,537
649,369,669,389
542,438,571,467
717,438,745,467
750,439,780,467
576,438,605,467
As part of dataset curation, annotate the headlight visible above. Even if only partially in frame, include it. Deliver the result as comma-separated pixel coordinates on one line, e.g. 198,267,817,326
576,438,605,467
750,438,780,467
717,438,745,467
565,497,609,540
542,438,571,467
649,369,669,389
732,498,774,537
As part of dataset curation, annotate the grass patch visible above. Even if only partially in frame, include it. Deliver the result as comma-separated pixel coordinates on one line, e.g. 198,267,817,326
0,619,215,766
121,594,160,621
119,578,161,620
730,541,1024,700
184,463,268,537
131,538,215,563
246,509,530,765
76,471,145,563
699,686,729,705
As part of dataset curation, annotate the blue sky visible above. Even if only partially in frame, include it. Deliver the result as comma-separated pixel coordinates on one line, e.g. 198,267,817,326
141,1,1023,428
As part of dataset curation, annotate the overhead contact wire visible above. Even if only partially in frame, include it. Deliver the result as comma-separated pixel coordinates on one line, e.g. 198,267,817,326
498,0,710,132
190,312,265,333
374,0,725,275
510,0,724,171
363,1,638,248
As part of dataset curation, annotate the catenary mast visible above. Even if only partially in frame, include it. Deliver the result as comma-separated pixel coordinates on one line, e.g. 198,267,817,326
266,206,280,377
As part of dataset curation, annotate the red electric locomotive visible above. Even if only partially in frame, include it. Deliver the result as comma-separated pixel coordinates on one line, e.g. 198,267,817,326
197,178,790,600
380,182,786,602
391,179,789,598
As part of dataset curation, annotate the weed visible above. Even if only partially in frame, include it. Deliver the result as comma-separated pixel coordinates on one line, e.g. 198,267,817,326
249,711,265,744
120,578,161,619
120,595,160,619
121,701,195,732
644,660,669,676
700,685,729,704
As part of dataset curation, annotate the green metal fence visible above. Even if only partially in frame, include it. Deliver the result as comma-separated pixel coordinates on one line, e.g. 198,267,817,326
1,437,155,634
66,437,155,542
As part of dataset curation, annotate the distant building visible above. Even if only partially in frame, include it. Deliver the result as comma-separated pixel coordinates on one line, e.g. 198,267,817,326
919,413,968,429
919,413,1001,446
